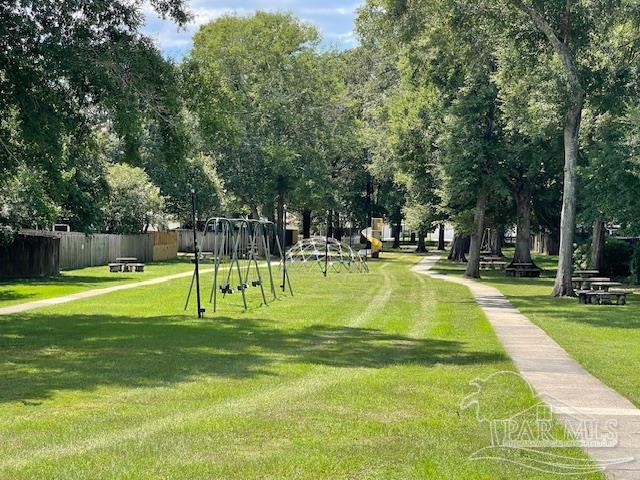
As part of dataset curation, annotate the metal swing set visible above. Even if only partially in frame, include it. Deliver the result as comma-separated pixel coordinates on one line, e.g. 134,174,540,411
184,217,293,317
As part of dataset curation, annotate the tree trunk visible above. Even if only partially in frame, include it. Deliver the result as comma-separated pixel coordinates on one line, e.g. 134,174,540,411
448,235,468,262
416,230,427,253
513,189,533,263
335,212,342,241
552,94,584,296
489,226,504,257
465,191,487,278
591,217,605,272
507,0,584,296
327,209,333,238
277,190,285,241
302,210,311,238
438,223,446,251
393,212,402,249
547,230,560,256
539,229,560,256
534,232,544,254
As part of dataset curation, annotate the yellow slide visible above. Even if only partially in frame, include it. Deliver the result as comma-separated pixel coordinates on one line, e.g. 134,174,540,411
362,227,383,254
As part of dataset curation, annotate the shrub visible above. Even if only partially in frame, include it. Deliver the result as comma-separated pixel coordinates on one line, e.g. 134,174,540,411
0,225,15,246
602,238,633,278
573,243,590,270
631,243,640,285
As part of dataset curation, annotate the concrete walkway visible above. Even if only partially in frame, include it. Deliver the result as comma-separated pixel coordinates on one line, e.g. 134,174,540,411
414,255,640,480
0,268,212,316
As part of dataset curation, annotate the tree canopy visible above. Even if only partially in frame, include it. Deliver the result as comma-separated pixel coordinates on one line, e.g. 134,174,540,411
3,1,640,293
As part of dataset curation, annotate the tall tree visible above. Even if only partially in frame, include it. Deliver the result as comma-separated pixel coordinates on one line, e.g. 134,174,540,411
104,164,166,234
503,0,640,295
184,13,345,233
0,0,190,234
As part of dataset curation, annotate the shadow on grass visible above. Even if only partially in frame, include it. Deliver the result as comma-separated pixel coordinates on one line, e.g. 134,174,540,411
504,293,640,329
1,259,193,287
0,314,507,403
435,257,640,329
0,275,127,288
0,291,37,304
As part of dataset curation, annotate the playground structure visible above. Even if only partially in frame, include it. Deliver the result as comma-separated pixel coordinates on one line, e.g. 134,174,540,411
184,217,292,316
362,217,384,258
285,212,378,275
287,237,369,274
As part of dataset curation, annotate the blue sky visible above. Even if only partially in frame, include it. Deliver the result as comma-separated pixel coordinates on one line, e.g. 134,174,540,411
142,0,364,60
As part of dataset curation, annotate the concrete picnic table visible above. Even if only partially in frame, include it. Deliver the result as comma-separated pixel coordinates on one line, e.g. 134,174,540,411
574,270,600,277
572,276,610,289
111,257,143,273
590,281,622,292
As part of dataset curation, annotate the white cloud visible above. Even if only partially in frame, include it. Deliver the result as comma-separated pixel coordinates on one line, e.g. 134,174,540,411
298,6,360,16
142,0,364,59
191,7,255,25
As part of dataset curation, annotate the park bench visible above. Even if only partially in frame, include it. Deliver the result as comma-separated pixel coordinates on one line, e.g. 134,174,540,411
108,263,124,273
130,263,145,272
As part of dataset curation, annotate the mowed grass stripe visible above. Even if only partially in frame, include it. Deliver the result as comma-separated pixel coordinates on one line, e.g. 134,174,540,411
348,262,393,327
0,253,602,479
0,368,377,471
408,271,437,339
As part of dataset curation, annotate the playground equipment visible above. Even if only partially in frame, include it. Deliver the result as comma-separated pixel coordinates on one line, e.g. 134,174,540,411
184,217,292,316
287,237,369,274
362,217,384,258
286,211,368,275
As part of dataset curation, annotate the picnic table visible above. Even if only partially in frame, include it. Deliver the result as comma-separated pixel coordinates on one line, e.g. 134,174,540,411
109,257,144,273
571,276,610,289
574,270,600,277
480,259,508,270
505,262,542,278
590,281,622,292
578,288,630,305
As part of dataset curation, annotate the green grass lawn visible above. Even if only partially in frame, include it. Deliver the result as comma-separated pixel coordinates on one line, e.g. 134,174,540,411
0,258,196,309
435,250,640,408
0,253,599,479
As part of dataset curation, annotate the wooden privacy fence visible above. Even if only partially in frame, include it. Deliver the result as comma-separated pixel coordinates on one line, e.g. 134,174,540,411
152,231,178,262
0,232,60,278
176,229,248,255
18,230,177,271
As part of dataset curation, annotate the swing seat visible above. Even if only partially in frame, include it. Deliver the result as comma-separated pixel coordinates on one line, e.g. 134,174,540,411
237,284,248,291
220,284,234,294
251,280,262,287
